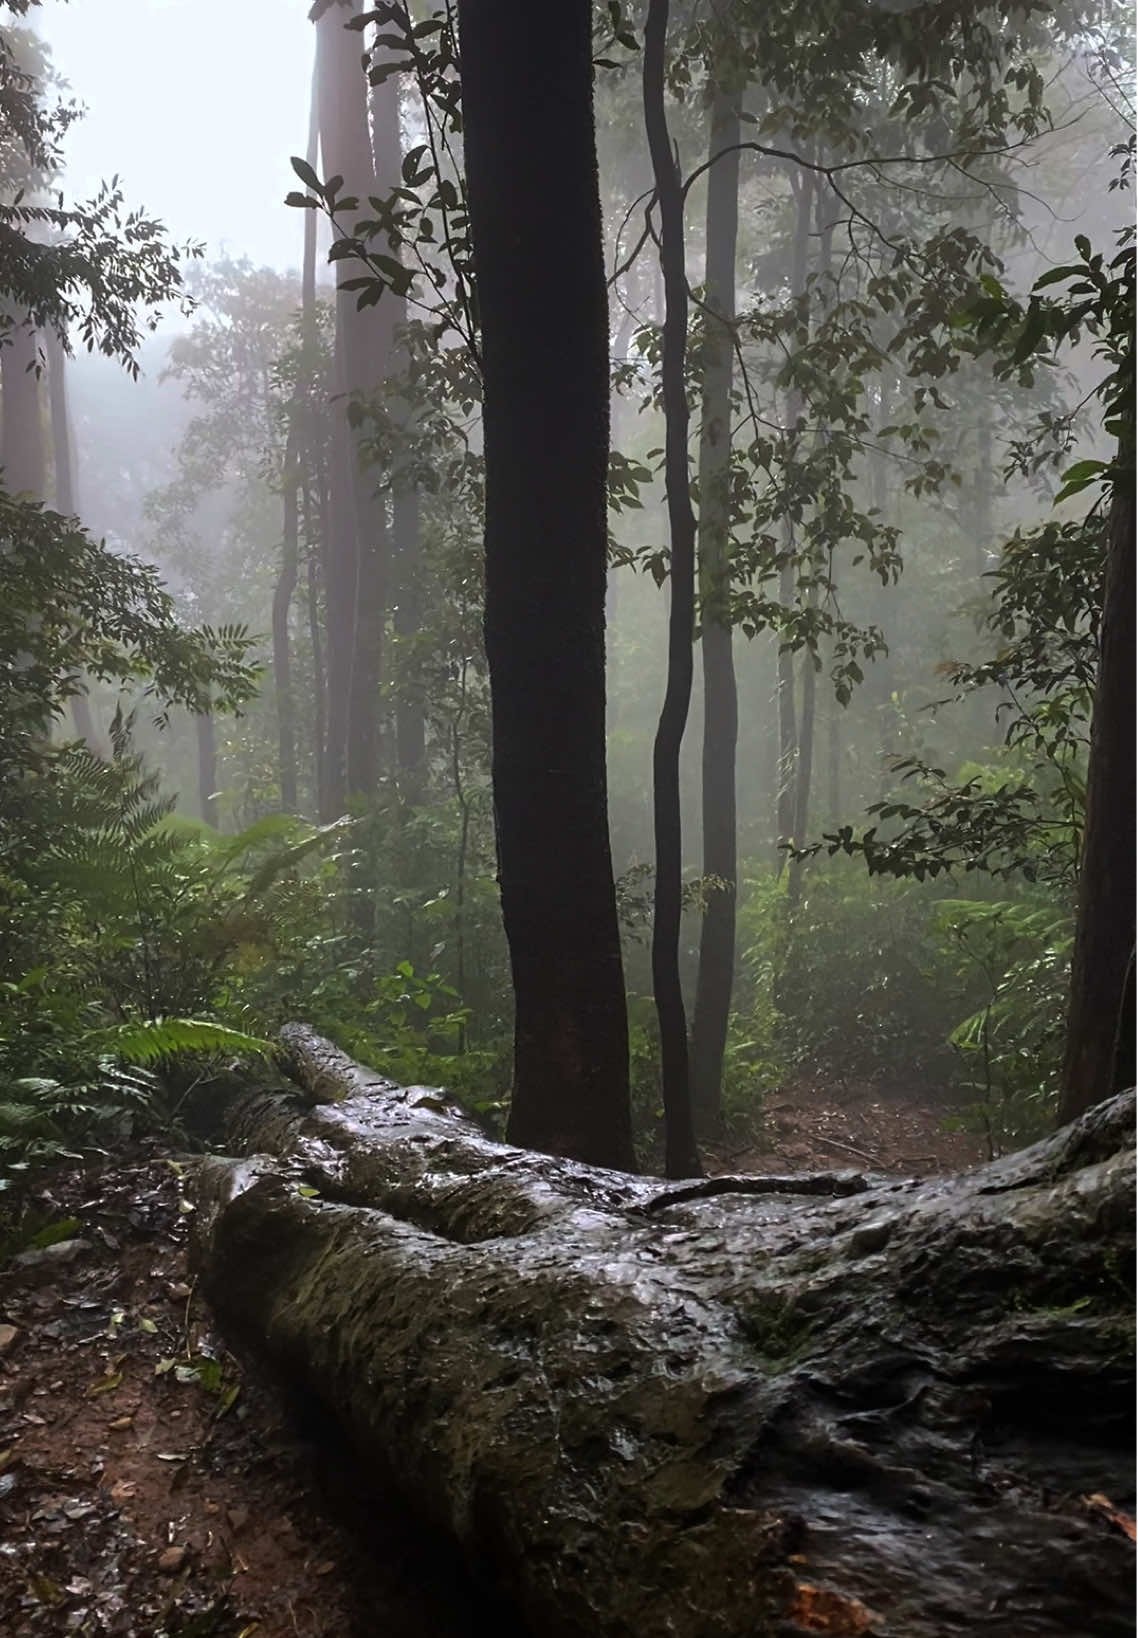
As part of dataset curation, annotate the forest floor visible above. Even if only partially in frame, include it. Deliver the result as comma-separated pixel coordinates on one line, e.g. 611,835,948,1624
0,1079,984,1638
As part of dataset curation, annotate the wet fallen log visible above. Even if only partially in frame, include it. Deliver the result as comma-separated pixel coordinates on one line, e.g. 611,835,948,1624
193,1025,1136,1638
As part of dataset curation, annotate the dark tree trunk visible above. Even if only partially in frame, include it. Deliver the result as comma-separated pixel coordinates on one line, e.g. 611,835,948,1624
689,77,742,1142
195,711,217,827
787,624,817,911
193,1026,1136,1638
827,680,841,824
458,0,633,1171
1059,476,1136,1120
274,423,300,812
643,0,701,1180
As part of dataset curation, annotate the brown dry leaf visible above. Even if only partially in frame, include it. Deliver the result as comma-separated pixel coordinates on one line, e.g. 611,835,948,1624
314,1559,337,1576
0,1448,14,1476
1083,1492,1137,1542
110,1479,136,1504
108,1414,133,1431
787,1581,878,1634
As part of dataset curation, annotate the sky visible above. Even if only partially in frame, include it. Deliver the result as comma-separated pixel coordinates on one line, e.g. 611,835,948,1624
43,0,315,275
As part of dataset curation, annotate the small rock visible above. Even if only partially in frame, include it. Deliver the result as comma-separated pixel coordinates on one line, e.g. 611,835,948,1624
11,1239,94,1271
166,1282,192,1302
157,1546,187,1575
0,1324,18,1353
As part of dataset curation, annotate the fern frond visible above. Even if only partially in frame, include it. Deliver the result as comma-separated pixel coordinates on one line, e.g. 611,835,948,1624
94,1017,273,1065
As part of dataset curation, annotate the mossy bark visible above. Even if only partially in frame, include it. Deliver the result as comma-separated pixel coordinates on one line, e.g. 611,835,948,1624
193,1027,1135,1638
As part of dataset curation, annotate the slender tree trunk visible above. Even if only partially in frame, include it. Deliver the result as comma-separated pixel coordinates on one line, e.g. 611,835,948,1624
369,30,427,794
786,180,831,911
274,424,301,811
644,0,701,1179
689,76,741,1141
774,174,812,872
459,0,634,1172
307,532,328,821
1059,475,1136,1119
196,711,217,827
787,626,817,910
828,680,841,824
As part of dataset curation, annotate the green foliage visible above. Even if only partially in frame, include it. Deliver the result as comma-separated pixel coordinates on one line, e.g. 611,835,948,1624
932,898,1073,1152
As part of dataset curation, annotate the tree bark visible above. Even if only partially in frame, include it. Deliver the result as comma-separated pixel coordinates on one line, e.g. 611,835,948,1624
689,78,742,1141
644,0,702,1180
458,1,633,1171
1059,477,1136,1120
192,1025,1136,1638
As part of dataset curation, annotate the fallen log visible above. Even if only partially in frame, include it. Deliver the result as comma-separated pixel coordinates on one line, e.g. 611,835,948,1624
192,1025,1136,1638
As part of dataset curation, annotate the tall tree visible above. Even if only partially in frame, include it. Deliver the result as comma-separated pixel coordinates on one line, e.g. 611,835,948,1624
689,62,743,1140
45,327,100,751
644,0,702,1179
458,0,634,1171
313,0,391,806
1060,449,1135,1119
1,316,44,496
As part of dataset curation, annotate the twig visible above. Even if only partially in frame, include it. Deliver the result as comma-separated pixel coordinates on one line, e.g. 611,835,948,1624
815,1133,881,1165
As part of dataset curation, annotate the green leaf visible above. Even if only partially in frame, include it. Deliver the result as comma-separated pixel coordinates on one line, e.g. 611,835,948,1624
289,156,322,192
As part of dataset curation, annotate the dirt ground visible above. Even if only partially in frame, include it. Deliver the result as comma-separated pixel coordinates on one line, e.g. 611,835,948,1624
0,1149,519,1638
0,1081,983,1638
707,1070,987,1178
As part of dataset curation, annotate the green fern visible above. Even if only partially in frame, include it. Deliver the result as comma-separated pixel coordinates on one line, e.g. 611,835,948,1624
95,1017,274,1066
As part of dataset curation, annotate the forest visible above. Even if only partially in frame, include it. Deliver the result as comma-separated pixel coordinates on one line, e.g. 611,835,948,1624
0,0,1133,1634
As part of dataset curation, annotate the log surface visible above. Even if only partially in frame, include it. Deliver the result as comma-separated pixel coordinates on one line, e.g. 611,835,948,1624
192,1026,1136,1638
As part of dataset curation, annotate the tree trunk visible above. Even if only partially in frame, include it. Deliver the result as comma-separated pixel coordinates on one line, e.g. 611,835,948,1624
274,423,300,811
643,0,701,1180
774,176,812,873
192,1025,1136,1638
43,327,101,753
0,317,45,497
195,710,217,827
314,0,391,803
458,1,633,1172
689,78,742,1141
787,626,817,911
1059,476,1136,1120
370,30,427,795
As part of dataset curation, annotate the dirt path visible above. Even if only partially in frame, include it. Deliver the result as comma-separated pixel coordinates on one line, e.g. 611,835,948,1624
707,1072,987,1178
0,1149,517,1638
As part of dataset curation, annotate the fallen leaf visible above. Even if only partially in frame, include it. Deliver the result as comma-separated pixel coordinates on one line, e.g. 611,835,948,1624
1083,1492,1137,1542
28,1573,65,1606
0,1449,14,1476
138,1317,158,1335
0,1323,18,1353
227,1505,250,1534
62,1500,95,1520
107,1415,133,1431
86,1370,123,1399
314,1560,337,1576
787,1582,878,1635
110,1480,136,1504
158,1545,187,1574
154,1357,177,1376
156,1452,189,1462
